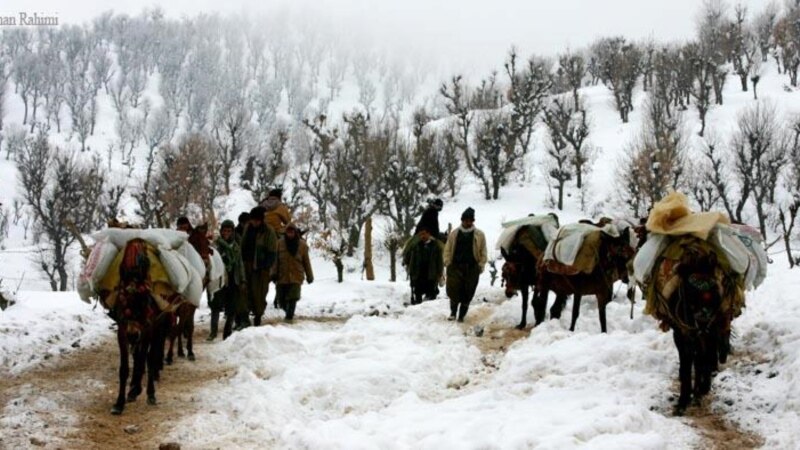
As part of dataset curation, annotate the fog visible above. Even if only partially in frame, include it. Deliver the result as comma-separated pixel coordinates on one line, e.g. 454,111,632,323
4,0,769,74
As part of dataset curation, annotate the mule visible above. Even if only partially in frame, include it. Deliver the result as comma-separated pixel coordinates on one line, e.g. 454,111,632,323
110,239,172,415
537,227,635,333
666,251,732,415
501,247,546,330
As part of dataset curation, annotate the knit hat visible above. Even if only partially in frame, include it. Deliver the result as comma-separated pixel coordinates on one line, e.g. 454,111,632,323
220,220,235,231
268,188,283,199
461,207,475,221
237,212,250,224
430,198,443,210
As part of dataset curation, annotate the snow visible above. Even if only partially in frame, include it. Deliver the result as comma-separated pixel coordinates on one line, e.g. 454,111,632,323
2,19,800,449
0,291,112,375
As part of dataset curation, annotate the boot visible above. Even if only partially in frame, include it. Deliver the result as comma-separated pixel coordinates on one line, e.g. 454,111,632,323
448,299,458,321
457,302,469,323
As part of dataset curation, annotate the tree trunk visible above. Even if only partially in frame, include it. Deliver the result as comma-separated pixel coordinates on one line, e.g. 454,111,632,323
388,240,398,282
364,216,375,281
752,80,759,100
576,163,583,189
335,258,344,283
739,74,748,92
557,181,565,210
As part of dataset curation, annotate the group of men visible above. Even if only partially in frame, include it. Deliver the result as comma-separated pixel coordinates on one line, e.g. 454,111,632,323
176,188,314,341
403,199,488,322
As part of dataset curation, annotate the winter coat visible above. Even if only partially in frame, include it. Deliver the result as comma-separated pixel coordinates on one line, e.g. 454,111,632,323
262,198,292,234
215,236,245,286
240,223,277,272
444,227,488,271
273,237,314,286
404,237,444,283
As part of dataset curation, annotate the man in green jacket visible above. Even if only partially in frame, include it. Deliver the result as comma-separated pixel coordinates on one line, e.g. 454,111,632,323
208,220,246,340
240,206,277,327
403,227,444,305
443,207,488,322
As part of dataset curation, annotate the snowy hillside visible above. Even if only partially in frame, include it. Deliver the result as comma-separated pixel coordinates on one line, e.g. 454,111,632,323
2,5,800,450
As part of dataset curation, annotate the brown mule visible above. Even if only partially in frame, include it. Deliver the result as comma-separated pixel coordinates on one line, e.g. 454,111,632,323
537,227,635,333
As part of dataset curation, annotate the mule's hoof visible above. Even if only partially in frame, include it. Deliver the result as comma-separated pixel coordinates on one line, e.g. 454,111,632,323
111,405,124,415
672,405,686,416
165,358,173,366
515,323,526,330
178,353,186,359
126,393,139,403
187,354,196,362
147,396,157,405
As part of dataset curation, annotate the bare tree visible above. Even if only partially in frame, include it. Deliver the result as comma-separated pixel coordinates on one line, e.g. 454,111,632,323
754,2,780,63
775,138,800,267
730,101,789,238
774,7,800,86
592,36,642,123
558,50,587,106
617,98,686,216
212,95,251,194
17,129,106,291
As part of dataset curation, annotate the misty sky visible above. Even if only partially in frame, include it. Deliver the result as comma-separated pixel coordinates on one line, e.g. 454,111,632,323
4,0,770,73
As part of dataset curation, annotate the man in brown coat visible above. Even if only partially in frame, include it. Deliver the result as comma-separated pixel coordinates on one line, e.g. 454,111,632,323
272,223,314,322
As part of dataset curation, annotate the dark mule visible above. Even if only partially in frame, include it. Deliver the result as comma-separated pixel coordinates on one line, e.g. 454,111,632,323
109,239,171,415
665,250,732,415
538,227,635,333
501,247,546,330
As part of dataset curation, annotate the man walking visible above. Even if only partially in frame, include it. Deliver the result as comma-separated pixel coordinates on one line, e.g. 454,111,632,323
443,207,487,322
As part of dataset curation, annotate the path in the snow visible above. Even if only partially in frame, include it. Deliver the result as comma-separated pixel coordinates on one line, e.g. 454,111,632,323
0,324,234,449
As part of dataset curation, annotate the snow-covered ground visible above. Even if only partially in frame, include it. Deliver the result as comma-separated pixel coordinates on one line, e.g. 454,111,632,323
2,23,800,449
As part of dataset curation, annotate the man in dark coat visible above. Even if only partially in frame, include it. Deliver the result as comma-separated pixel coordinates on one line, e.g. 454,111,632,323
234,212,250,244
414,198,444,242
239,206,277,326
403,227,444,305
208,220,246,340
443,207,488,322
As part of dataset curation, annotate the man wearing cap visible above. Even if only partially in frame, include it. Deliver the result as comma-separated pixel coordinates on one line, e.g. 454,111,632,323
240,206,277,326
208,220,246,340
272,223,314,322
261,188,292,235
403,227,444,305
234,211,250,244
443,207,487,322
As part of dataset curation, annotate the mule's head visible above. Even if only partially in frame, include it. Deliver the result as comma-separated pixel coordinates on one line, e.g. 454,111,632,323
501,261,519,298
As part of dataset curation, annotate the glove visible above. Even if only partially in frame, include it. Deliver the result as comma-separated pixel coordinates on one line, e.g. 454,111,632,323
307,278,314,285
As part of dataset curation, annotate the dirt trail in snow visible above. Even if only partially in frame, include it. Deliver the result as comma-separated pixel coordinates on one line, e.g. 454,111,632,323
0,324,233,449
0,314,354,449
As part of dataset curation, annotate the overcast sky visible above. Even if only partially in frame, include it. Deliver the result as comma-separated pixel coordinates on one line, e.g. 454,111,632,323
3,0,771,73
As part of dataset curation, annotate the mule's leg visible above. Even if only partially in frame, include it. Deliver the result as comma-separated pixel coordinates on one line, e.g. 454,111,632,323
517,285,528,330
126,344,145,402
112,327,129,415
165,330,175,365
598,288,611,333
532,288,547,326
186,309,196,361
147,339,160,405
673,330,693,415
550,294,567,319
569,295,582,332
177,330,185,358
